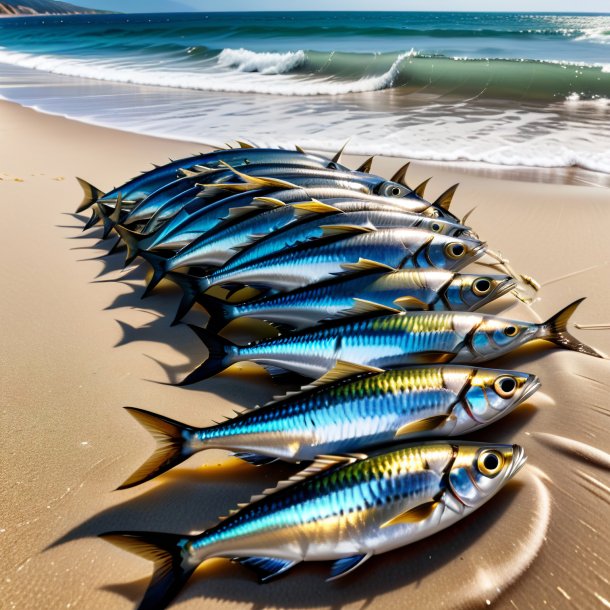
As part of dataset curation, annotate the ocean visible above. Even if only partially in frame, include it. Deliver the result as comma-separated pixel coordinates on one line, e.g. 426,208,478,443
0,11,609,174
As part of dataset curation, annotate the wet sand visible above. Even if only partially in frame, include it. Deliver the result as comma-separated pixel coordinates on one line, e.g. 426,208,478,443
1,99,609,610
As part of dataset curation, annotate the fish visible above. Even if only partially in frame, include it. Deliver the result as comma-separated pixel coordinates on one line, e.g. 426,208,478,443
145,226,485,302
194,270,516,333
150,208,472,280
75,147,348,212
118,365,539,488
180,298,602,385
101,441,527,610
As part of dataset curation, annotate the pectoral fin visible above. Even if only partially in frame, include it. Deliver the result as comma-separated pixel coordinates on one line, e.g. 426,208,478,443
327,553,371,581
394,415,454,438
303,360,384,390
234,556,298,582
381,501,439,529
408,351,455,364
393,295,430,311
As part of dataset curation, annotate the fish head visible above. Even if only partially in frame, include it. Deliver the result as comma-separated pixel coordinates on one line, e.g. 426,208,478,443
444,367,540,431
411,234,486,271
376,180,411,198
446,443,527,509
442,273,516,311
456,314,538,360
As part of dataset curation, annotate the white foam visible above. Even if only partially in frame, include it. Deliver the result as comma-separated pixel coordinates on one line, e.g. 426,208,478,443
216,48,305,75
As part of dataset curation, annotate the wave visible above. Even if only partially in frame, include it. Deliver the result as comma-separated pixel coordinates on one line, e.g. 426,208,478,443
0,46,609,101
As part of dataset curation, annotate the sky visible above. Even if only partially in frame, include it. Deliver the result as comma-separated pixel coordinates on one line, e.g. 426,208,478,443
73,0,610,13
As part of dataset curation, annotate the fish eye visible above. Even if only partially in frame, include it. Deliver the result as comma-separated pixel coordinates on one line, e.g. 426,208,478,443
504,325,518,337
328,162,338,170
477,450,504,477
494,375,517,398
445,243,466,259
389,185,403,197
472,278,492,296
430,222,442,233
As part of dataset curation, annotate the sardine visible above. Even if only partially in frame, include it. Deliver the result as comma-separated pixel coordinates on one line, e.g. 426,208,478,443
102,442,527,610
194,270,515,333
119,365,539,488
181,298,602,384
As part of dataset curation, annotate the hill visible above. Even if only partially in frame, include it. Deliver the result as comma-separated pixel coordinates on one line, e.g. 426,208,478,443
0,0,110,15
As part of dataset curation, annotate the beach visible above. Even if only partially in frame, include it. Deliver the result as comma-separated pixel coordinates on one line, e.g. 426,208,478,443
1,97,609,609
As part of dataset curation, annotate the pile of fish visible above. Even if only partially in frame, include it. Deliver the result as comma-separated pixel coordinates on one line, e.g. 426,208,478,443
75,143,603,610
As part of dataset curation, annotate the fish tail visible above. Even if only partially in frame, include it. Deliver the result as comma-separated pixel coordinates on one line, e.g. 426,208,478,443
82,205,101,232
99,530,198,610
196,293,237,333
179,324,237,385
97,202,118,240
118,407,200,489
166,271,211,325
541,298,604,358
115,224,148,266
140,251,171,298
75,177,105,212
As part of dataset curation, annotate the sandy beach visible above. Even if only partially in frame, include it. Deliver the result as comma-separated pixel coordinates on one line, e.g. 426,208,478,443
1,98,609,610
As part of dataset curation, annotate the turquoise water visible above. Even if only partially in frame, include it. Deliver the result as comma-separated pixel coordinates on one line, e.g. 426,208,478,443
0,12,609,172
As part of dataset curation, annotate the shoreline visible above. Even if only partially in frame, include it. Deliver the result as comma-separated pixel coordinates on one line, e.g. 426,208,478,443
1,98,609,610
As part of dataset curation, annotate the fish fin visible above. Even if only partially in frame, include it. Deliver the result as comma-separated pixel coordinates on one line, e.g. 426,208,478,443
251,197,286,209
413,177,431,199
301,360,384,390
178,168,200,178
179,325,238,385
114,224,147,266
249,454,367,503
83,206,100,231
108,235,125,255
233,556,298,583
97,202,118,239
191,164,214,173
355,156,374,173
291,200,342,217
225,206,259,220
236,140,255,149
194,293,236,333
109,192,124,225
117,408,197,489
320,224,375,238
336,298,401,318
339,258,395,273
434,183,459,211
295,144,306,154
198,183,260,198
540,298,604,358
394,415,453,438
407,351,455,364
232,452,279,467
327,553,371,581
99,531,196,610
331,139,350,164
393,296,430,311
381,501,440,529
166,271,210,325
218,161,300,189
139,251,171,298
390,162,411,187
76,177,105,212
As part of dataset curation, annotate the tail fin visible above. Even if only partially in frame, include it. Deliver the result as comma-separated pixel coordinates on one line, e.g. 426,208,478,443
83,206,100,231
196,293,237,333
118,407,198,489
76,177,105,213
99,531,197,610
540,298,604,358
115,224,148,266
166,272,210,324
140,251,171,298
179,324,237,385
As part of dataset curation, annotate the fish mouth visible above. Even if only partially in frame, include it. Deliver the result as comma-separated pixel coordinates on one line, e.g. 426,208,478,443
508,444,527,479
516,375,542,406
470,242,488,262
492,277,518,300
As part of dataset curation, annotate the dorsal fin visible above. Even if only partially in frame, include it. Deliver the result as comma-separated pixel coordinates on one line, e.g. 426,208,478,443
251,197,286,209
319,224,374,238
434,183,459,211
178,168,200,178
291,200,342,217
236,140,255,149
339,258,395,273
218,161,300,189
333,298,402,319
356,156,374,173
414,177,431,199
295,144,306,154
391,162,411,187
302,360,384,390
331,139,350,164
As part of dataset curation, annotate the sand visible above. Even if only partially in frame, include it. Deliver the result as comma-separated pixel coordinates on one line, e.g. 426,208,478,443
1,99,609,610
